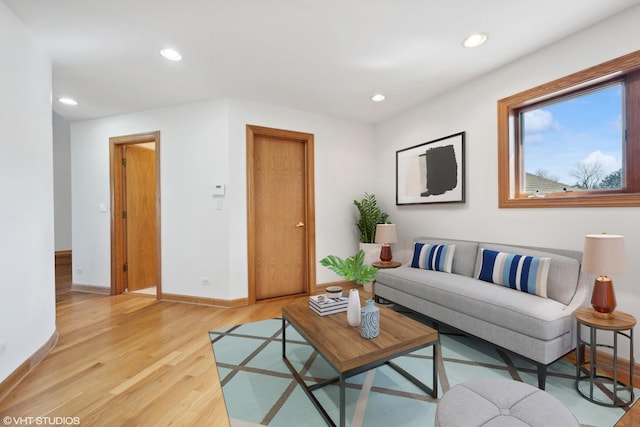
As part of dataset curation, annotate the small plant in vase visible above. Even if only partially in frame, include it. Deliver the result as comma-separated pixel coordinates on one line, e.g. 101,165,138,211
320,250,378,327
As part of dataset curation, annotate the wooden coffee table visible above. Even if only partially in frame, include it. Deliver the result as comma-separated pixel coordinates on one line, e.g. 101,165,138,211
282,298,439,427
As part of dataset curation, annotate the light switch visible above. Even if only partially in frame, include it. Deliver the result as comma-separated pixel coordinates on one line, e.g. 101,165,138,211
99,203,108,213
213,184,225,196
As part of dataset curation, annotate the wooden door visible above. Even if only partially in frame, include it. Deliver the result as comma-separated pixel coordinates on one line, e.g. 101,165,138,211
123,145,157,291
247,125,316,302
110,131,161,296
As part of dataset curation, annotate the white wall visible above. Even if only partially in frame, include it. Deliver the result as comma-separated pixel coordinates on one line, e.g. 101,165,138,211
71,98,374,299
0,2,56,382
71,99,229,295
375,5,640,356
226,99,375,298
53,112,72,251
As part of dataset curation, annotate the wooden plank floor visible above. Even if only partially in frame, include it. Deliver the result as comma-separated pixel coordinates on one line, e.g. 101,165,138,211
0,265,306,426
4,263,639,425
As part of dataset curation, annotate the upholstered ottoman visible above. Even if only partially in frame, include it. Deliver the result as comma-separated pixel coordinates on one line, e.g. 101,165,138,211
435,379,579,427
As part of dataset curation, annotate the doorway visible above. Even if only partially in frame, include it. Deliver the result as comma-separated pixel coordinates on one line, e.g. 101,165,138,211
246,125,316,303
110,131,161,297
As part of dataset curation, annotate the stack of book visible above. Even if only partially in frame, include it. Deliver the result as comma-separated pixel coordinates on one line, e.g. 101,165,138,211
309,294,348,316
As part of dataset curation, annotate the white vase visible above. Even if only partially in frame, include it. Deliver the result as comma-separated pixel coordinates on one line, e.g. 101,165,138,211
347,288,361,326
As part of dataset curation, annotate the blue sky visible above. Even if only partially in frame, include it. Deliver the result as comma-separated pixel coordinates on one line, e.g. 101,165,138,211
522,83,623,186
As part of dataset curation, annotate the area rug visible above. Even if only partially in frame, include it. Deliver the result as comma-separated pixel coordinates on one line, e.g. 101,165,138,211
210,318,638,427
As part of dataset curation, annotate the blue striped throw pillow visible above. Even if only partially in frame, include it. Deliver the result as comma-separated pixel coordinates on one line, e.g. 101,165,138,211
476,248,550,298
411,243,456,273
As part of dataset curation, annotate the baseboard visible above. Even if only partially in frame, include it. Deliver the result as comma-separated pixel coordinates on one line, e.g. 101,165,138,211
71,284,111,295
0,330,58,401
567,346,640,386
161,293,248,308
54,250,72,267
590,350,640,387
317,280,371,295
164,283,354,307
317,280,354,291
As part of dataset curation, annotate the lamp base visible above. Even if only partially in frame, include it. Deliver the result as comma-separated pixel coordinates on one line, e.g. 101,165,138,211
592,310,616,320
590,275,617,320
379,244,392,263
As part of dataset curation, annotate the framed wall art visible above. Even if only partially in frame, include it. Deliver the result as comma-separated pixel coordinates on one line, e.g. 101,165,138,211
396,131,465,205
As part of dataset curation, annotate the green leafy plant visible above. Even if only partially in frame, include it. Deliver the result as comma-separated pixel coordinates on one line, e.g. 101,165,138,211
353,193,390,243
319,250,378,285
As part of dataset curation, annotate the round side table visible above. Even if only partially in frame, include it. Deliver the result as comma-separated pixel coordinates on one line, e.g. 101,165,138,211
372,261,401,304
372,261,402,269
575,307,636,407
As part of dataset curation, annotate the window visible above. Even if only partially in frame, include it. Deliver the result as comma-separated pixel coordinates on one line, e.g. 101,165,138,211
498,50,640,208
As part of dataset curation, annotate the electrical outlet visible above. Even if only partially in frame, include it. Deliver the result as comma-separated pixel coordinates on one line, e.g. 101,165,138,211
201,277,211,286
76,267,83,274
0,341,6,354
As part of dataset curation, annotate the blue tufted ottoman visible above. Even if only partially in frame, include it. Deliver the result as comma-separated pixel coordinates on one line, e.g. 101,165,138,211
435,379,579,427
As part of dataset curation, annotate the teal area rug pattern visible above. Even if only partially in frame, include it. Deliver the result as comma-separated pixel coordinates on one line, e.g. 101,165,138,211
210,318,637,427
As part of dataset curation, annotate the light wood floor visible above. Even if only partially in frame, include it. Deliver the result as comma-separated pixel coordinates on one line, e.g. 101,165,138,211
0,263,307,426
3,263,639,426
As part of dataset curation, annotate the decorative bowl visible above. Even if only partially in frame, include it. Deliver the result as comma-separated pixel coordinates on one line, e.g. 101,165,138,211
326,286,343,298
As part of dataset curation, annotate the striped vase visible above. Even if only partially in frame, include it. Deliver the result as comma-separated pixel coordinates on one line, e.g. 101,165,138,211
360,299,379,339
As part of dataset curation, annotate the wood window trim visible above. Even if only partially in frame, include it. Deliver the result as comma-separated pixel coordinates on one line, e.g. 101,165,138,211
498,50,640,208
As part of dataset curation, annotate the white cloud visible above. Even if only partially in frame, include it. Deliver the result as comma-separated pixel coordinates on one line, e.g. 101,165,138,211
582,150,620,174
523,109,555,133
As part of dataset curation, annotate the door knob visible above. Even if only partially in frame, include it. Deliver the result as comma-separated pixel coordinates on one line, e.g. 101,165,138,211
296,222,305,227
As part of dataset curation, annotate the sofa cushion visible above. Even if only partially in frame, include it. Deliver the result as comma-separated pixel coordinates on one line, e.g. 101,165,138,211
413,237,478,277
477,243,580,305
375,266,573,341
411,243,456,273
475,248,550,298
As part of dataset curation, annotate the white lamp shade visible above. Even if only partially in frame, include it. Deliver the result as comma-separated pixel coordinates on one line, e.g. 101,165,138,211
581,234,627,275
375,224,397,244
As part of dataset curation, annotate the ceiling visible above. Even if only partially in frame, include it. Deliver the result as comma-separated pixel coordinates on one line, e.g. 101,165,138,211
5,0,640,123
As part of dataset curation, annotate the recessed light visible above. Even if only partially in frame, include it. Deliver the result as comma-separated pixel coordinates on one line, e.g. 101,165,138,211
57,97,78,106
371,94,386,102
463,33,488,48
160,48,182,61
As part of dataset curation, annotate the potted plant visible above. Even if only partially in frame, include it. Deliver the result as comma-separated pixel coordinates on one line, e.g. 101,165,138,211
319,250,379,286
320,250,378,326
353,193,390,264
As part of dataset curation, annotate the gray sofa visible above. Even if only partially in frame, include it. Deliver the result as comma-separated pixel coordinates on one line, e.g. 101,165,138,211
374,237,590,389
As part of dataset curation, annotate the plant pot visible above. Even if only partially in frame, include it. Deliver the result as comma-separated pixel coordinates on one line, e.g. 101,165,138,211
359,242,382,266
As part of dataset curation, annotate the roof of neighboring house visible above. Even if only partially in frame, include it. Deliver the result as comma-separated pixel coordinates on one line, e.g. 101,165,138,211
524,173,578,193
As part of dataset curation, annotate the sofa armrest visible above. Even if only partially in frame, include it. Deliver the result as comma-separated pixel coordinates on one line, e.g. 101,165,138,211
563,272,591,348
563,273,591,312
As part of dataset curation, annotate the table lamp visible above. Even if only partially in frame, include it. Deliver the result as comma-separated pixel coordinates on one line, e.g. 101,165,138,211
375,224,397,263
581,233,627,319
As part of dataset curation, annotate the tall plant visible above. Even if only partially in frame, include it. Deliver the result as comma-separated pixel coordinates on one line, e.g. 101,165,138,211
353,193,390,243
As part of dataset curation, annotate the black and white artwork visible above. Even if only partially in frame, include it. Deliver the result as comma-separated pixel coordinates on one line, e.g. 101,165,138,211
396,132,465,205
